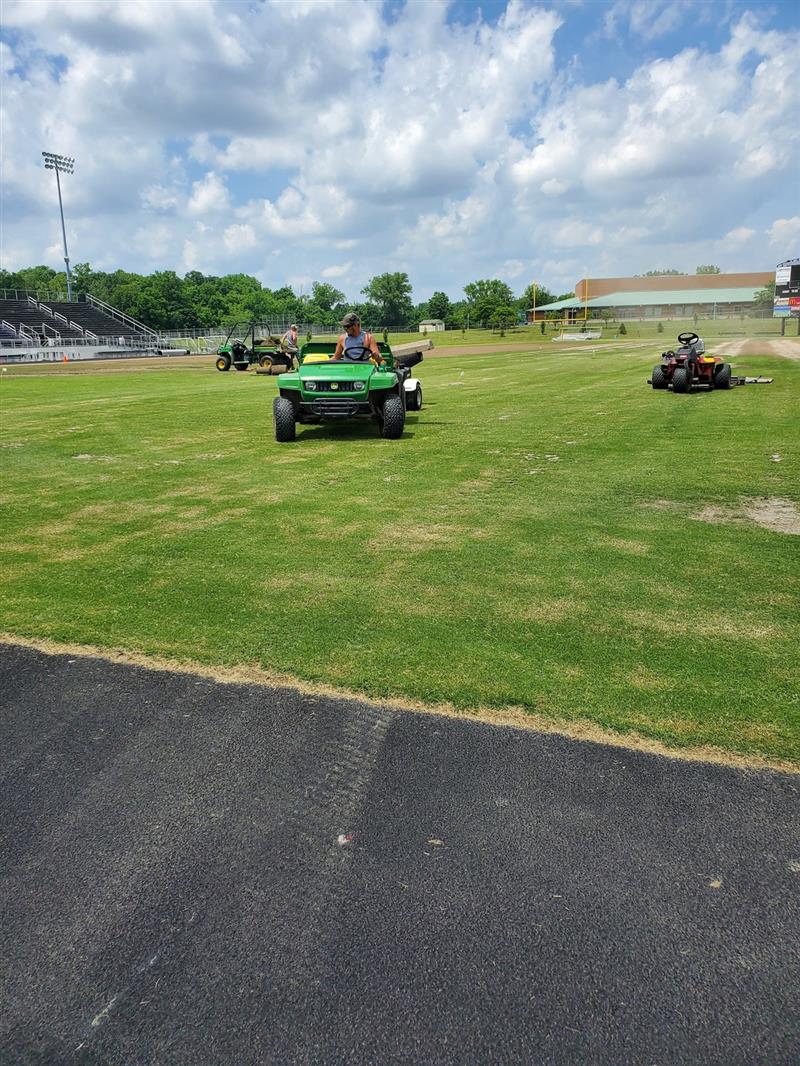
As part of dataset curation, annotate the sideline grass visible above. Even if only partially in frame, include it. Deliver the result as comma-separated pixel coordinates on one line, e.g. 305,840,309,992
1,341,798,763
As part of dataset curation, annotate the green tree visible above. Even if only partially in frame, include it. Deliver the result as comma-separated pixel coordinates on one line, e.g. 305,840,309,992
425,291,451,322
640,269,682,276
8,265,59,294
520,283,555,316
361,272,414,327
71,262,95,296
311,282,345,312
463,279,514,324
490,305,516,330
695,264,721,274
753,280,775,310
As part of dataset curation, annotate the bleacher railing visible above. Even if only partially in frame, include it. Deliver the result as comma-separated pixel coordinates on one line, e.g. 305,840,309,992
85,294,157,337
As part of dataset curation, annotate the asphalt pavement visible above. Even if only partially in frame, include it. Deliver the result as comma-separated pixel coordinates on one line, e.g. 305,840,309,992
1,643,798,1065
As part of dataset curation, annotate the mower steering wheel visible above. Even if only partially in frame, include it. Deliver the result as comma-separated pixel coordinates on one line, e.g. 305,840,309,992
677,332,699,345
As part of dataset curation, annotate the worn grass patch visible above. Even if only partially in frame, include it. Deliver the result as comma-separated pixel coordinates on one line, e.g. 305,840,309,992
1,344,798,764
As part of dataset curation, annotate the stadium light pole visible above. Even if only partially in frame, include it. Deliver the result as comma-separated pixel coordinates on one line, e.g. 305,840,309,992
42,151,75,302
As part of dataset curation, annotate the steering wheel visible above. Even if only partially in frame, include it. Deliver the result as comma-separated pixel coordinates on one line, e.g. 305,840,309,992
677,332,699,345
341,345,373,363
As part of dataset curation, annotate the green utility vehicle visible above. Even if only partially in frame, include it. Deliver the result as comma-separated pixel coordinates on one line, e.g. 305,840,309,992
272,340,423,442
215,322,291,373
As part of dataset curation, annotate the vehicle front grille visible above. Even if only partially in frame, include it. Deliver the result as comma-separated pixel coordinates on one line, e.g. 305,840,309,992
305,399,367,417
304,380,362,393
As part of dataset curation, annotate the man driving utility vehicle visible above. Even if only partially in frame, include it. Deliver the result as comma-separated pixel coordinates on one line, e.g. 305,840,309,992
332,312,384,364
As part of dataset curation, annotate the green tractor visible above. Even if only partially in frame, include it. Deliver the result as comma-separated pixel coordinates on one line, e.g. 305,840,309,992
272,340,423,442
215,322,292,373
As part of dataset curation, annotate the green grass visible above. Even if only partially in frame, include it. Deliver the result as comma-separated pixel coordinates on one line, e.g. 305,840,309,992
1,339,798,763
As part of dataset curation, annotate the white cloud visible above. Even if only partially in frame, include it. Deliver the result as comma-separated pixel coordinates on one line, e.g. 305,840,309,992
223,224,256,253
321,262,351,278
499,259,526,280
767,216,800,250
1,1,797,301
720,226,757,247
188,173,230,215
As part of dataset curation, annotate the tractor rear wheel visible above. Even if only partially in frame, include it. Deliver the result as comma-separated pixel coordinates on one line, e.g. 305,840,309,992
381,395,405,439
216,355,231,372
672,366,690,393
273,397,296,442
715,363,732,389
651,365,667,390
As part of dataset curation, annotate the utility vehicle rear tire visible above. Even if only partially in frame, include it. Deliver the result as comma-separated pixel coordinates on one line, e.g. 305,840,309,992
406,384,422,410
381,395,405,439
651,366,667,390
715,363,732,389
259,355,274,369
234,362,249,372
216,355,231,372
672,366,690,393
273,397,296,442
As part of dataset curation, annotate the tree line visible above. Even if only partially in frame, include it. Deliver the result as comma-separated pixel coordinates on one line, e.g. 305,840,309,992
0,264,572,332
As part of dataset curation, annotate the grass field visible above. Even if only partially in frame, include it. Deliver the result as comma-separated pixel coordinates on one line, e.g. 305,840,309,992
168,316,795,355
2,338,798,765
383,316,796,348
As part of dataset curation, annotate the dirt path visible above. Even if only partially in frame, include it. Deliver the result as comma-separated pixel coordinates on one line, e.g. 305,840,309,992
713,338,800,360
6,337,798,376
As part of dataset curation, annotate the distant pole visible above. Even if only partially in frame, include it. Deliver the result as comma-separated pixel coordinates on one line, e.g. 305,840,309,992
531,281,536,324
42,151,75,302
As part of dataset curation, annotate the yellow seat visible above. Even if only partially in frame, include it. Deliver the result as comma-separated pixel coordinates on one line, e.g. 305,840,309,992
303,353,332,364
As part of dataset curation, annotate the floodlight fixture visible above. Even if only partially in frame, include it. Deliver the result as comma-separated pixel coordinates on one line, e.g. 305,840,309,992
42,150,76,300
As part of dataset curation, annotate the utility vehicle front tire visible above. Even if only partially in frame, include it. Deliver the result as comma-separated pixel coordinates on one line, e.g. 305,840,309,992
715,363,732,389
216,355,231,372
651,366,667,390
381,395,405,439
672,366,690,393
273,397,296,442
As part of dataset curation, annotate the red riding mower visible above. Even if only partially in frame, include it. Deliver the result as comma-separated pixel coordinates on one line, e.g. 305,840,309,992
651,332,732,393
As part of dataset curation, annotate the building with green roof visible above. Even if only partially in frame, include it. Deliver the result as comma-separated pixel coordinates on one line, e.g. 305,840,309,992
528,271,772,321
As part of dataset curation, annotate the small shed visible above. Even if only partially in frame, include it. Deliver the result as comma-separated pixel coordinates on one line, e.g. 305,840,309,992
419,319,445,333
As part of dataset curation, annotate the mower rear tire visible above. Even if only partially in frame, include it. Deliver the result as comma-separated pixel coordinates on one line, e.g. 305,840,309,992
672,366,690,393
216,355,231,372
273,397,296,442
406,384,422,411
381,395,405,439
651,365,667,390
715,363,732,389
234,362,250,372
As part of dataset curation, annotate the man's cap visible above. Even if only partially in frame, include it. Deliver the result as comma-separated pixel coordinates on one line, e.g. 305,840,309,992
290,324,297,330
341,311,360,327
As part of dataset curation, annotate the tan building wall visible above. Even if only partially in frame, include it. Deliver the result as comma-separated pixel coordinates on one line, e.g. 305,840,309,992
575,272,771,300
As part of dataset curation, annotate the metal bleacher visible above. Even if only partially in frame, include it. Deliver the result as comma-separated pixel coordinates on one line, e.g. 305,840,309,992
0,298,83,344
0,293,157,346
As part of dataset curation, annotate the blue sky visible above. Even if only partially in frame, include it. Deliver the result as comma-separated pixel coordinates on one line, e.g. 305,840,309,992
1,0,799,302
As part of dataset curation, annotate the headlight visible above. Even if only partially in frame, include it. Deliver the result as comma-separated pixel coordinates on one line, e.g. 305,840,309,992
353,381,365,391
306,381,317,391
